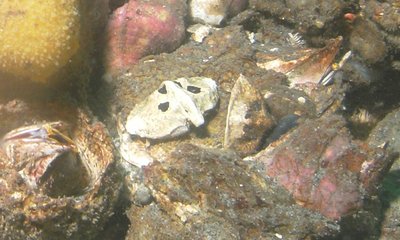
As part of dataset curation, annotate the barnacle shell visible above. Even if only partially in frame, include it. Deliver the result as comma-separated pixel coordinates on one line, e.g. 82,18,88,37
0,102,121,239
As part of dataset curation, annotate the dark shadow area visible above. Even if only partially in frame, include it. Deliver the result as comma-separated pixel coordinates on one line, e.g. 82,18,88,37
381,169,400,208
343,67,400,139
95,189,131,240
377,167,400,239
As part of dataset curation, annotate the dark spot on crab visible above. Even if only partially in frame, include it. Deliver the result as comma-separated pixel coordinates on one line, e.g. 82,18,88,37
158,102,169,112
187,85,201,94
173,81,183,88
158,84,167,94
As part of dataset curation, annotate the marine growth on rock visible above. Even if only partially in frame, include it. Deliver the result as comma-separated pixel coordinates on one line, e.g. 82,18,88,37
0,0,80,82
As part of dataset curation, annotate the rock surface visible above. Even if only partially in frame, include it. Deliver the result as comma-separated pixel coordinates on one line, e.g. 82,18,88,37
126,144,339,240
93,1,399,236
369,107,400,239
0,0,397,239
249,114,393,221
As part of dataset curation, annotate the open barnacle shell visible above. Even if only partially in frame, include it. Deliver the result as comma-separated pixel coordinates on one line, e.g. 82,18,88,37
1,116,113,197
1,121,79,193
0,107,121,239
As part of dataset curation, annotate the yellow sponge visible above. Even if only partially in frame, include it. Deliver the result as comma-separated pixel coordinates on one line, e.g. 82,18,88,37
0,0,80,83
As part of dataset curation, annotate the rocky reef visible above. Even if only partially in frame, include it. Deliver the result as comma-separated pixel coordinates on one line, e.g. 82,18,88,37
1,0,399,239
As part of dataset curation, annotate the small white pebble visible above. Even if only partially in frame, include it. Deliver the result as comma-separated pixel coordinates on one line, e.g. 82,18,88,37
11,192,22,201
187,24,213,43
143,59,155,63
263,91,274,99
246,31,256,44
297,96,306,104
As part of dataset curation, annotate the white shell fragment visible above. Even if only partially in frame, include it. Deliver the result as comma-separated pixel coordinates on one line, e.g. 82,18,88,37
126,77,219,140
189,0,247,26
190,0,226,25
187,24,215,43
119,132,153,167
